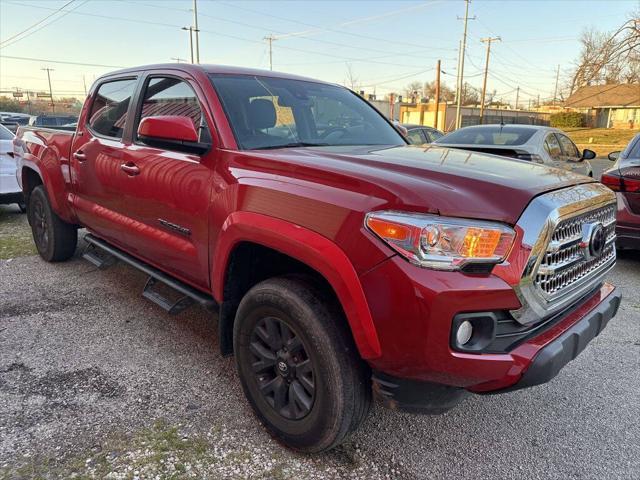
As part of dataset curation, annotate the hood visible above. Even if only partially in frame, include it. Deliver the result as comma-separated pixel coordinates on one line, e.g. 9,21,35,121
245,145,595,224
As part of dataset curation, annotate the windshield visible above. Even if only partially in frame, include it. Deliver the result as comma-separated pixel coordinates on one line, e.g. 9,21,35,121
436,126,536,146
209,74,405,150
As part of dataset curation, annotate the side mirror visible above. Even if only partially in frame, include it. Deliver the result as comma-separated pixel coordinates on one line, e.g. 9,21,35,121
581,148,596,161
608,151,620,162
138,115,209,154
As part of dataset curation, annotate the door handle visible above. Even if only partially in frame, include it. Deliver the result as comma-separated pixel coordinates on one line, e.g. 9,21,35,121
120,162,140,176
73,151,87,162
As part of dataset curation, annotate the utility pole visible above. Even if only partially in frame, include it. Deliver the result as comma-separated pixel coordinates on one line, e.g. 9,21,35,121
515,86,520,110
171,57,187,63
42,67,55,113
455,0,474,129
434,59,441,130
264,34,276,70
553,64,560,105
537,93,540,108
479,36,500,124
182,26,195,63
82,75,87,96
192,0,200,63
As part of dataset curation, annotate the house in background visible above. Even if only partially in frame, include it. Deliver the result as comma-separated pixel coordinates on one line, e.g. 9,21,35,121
564,84,640,129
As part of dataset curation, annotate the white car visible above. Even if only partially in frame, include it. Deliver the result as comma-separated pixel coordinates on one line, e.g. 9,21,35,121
433,124,595,177
0,123,25,212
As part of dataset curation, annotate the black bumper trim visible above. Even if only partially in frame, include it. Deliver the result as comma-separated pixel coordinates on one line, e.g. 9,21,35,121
496,288,622,393
372,371,469,414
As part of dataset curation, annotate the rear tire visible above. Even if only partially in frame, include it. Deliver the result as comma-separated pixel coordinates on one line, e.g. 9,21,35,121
28,185,77,262
18,202,27,213
234,276,371,453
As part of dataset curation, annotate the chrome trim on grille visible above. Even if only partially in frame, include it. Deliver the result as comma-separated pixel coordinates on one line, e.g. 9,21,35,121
510,183,617,325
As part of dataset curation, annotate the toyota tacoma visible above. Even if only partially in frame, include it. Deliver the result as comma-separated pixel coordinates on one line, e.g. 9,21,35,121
14,64,621,452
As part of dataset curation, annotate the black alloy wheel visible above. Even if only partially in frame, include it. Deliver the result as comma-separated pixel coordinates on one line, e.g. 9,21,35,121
31,194,49,252
250,316,315,420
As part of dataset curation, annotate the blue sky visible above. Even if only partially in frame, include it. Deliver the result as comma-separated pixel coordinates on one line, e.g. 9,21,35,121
0,0,636,104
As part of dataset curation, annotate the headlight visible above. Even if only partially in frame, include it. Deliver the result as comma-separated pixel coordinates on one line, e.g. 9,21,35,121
365,211,515,271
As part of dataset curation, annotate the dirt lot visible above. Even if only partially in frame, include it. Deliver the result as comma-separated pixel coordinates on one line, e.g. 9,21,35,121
564,127,639,158
1,205,639,479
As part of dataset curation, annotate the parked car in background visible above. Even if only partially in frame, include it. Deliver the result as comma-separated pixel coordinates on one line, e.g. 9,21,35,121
601,133,640,249
0,123,25,212
1,121,20,134
433,125,595,177
0,114,31,133
28,115,78,127
402,124,444,145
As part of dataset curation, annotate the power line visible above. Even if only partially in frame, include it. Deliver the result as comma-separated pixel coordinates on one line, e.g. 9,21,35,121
1,0,90,49
0,0,75,46
0,54,125,69
3,0,449,70
216,0,456,51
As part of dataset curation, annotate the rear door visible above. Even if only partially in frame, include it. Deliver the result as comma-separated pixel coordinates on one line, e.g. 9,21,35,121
70,76,139,243
118,72,215,288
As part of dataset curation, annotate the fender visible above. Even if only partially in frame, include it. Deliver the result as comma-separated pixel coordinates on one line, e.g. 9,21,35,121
15,131,77,223
213,211,382,359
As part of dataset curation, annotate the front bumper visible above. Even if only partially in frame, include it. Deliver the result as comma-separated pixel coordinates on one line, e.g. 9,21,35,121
483,286,621,393
369,285,621,412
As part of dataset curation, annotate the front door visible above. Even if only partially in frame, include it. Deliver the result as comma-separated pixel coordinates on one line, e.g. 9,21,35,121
118,73,214,289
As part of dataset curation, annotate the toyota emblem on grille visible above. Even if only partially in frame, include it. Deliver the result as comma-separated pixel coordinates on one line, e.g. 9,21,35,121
580,222,605,260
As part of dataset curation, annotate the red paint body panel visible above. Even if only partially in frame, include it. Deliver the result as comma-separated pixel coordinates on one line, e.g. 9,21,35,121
12,63,620,395
212,211,381,358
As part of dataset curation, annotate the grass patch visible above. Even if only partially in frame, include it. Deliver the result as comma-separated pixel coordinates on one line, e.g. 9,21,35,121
564,128,640,157
0,420,215,480
0,205,35,259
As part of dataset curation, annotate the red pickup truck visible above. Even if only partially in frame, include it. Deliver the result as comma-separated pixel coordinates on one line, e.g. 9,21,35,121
14,64,621,452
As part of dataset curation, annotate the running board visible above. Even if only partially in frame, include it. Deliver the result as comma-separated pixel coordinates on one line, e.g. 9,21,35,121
82,242,117,269
83,234,219,314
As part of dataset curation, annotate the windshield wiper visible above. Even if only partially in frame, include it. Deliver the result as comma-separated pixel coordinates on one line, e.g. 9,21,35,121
253,142,330,150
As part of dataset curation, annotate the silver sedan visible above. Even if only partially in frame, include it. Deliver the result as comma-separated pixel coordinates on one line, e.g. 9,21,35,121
434,124,595,177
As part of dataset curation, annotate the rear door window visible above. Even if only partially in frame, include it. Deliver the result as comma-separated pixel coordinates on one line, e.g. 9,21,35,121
556,133,580,160
407,129,426,145
88,78,137,139
544,134,562,160
425,129,443,143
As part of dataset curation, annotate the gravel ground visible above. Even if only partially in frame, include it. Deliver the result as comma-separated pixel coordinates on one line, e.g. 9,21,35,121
0,209,639,479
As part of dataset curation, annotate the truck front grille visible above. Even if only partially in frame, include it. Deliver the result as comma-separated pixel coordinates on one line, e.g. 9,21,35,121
534,204,616,300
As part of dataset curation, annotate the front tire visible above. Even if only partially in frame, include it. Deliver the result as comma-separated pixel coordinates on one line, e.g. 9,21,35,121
234,276,371,453
28,185,77,262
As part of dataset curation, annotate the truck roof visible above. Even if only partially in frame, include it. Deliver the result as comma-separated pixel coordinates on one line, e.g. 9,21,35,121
98,63,332,86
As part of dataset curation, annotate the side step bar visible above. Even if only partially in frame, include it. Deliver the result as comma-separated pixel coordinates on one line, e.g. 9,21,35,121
83,234,219,313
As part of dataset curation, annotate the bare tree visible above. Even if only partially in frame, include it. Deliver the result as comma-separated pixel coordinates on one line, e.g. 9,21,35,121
404,81,423,102
570,11,640,92
344,63,360,92
422,81,455,102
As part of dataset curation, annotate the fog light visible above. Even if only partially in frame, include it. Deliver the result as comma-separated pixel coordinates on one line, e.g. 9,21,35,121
456,320,473,345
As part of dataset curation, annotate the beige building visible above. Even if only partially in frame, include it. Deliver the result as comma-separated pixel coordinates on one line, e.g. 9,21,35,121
564,84,640,129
